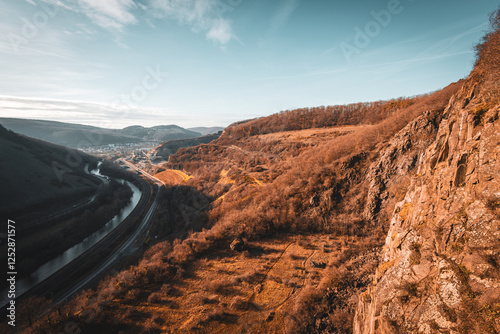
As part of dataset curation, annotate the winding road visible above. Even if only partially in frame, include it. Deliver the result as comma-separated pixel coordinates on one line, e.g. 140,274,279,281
53,160,164,304
4,161,165,311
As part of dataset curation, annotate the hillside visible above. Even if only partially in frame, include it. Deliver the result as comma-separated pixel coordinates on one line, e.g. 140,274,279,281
150,131,223,162
14,8,500,334
0,125,100,217
16,84,462,333
0,118,202,148
121,125,201,142
0,125,139,291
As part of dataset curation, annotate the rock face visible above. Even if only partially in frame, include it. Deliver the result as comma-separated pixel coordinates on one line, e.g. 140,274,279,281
354,72,500,333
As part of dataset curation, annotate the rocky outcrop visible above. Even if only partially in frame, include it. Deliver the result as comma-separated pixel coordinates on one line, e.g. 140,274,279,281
363,109,445,222
354,73,500,333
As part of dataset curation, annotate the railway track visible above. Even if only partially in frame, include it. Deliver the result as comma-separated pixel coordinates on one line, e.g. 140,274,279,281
4,166,160,313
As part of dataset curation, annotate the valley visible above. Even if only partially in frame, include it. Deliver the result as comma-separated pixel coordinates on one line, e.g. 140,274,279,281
9,83,462,332
2,6,500,334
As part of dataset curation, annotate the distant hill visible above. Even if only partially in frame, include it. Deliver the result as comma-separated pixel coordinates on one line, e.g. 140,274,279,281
120,124,201,142
0,125,100,216
187,126,225,136
150,131,222,162
0,118,202,148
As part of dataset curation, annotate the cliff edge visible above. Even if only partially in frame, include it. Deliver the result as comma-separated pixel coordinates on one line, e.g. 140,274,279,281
354,11,500,334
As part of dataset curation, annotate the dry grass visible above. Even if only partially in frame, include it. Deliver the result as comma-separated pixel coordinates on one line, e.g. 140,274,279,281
22,235,376,334
257,126,362,144
218,169,235,185
154,169,192,185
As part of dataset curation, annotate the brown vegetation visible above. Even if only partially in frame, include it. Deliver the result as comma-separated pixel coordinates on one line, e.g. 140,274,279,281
18,7,500,333
16,81,462,333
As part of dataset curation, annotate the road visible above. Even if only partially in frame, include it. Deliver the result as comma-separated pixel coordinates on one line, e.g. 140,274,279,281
53,160,164,304
0,161,164,315
55,185,161,304
118,159,166,187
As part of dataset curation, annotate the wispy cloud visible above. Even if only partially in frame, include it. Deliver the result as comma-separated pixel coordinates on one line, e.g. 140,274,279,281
79,0,137,30
148,0,237,45
0,40,75,60
206,18,233,45
41,0,138,31
420,22,488,56
39,0,238,45
0,95,189,128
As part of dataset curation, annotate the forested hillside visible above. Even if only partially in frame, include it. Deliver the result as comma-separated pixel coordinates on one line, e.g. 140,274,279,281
15,8,500,334
17,81,462,333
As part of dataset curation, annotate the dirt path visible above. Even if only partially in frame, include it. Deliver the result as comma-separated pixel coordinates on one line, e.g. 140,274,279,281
249,242,295,303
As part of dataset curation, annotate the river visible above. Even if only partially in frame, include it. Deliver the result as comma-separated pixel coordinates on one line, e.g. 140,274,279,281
0,167,142,307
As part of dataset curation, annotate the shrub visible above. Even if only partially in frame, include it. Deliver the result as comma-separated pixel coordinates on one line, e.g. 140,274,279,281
196,307,238,325
485,195,500,218
147,292,162,304
400,281,419,303
206,278,238,296
229,296,255,311
409,242,422,265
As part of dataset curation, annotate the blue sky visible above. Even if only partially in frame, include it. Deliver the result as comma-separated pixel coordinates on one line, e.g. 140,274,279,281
0,0,498,129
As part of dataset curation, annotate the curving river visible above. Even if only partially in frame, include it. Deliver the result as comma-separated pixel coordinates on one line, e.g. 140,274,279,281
0,166,142,307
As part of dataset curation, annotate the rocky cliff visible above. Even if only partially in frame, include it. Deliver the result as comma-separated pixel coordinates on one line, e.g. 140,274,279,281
354,21,500,333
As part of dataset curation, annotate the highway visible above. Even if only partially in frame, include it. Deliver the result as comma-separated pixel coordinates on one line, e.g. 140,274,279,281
54,160,164,304
118,159,166,187
55,184,161,304
6,161,165,312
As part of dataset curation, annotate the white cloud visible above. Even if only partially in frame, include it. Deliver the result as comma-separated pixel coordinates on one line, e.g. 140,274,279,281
0,95,190,129
41,0,138,31
148,0,237,45
206,18,233,44
78,0,137,29
39,0,238,45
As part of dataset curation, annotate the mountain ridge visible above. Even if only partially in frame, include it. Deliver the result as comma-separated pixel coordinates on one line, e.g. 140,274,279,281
187,126,226,136
0,118,202,148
